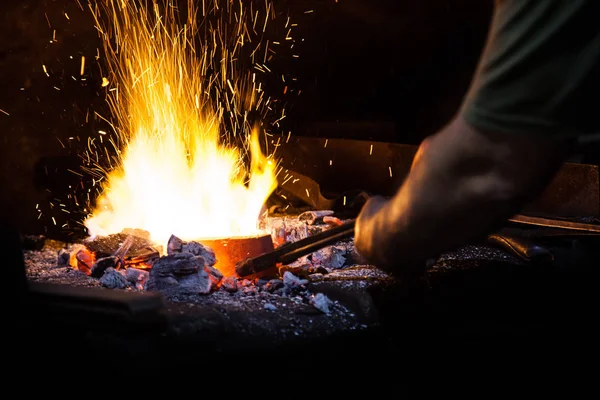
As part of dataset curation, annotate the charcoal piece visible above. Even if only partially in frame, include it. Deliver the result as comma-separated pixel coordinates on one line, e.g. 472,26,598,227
121,228,151,240
146,274,179,291
267,219,287,247
266,217,309,246
75,248,95,275
99,267,129,289
91,256,121,278
221,277,238,293
146,256,179,291
148,263,214,295
177,267,212,293
264,279,283,293
125,246,160,265
308,273,324,282
264,303,277,311
311,246,347,269
310,293,333,314
174,255,204,275
125,267,149,289
242,286,258,295
152,253,205,276
146,256,184,291
286,223,309,243
83,233,153,258
256,278,270,287
167,235,217,266
240,279,253,287
279,262,328,278
181,242,216,266
205,265,223,286
283,271,308,289
57,249,70,267
150,256,180,277
167,235,184,255
298,210,334,225
145,253,223,295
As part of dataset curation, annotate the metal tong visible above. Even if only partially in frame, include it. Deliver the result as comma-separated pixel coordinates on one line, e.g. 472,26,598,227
235,219,356,277
234,213,600,277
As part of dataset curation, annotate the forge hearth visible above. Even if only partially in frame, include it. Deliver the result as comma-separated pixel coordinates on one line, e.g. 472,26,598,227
27,212,371,315
60,228,278,293
21,210,599,375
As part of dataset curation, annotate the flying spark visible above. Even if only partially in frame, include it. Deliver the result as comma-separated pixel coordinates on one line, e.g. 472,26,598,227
82,0,300,246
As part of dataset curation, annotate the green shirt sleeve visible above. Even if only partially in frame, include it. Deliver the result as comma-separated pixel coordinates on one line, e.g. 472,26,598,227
462,0,600,139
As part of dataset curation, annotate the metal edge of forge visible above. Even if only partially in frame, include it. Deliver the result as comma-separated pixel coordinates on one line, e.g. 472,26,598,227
268,134,600,217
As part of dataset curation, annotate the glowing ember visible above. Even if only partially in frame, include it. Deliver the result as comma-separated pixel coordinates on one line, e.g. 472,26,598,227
84,0,283,248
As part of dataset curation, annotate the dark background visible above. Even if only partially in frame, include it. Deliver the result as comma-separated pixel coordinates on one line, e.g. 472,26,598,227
0,0,493,239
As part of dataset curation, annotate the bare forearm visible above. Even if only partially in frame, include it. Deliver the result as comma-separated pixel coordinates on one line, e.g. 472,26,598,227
359,115,570,273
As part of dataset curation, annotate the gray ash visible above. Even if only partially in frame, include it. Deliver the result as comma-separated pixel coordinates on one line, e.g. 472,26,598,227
432,245,525,271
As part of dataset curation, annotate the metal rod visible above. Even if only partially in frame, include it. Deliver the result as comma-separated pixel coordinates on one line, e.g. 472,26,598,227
279,228,354,265
277,219,355,256
508,214,600,233
235,220,355,277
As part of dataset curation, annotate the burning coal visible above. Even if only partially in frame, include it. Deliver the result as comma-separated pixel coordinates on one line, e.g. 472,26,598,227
83,0,286,249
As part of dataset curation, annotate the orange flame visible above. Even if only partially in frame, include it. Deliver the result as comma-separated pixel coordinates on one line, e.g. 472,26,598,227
84,0,280,248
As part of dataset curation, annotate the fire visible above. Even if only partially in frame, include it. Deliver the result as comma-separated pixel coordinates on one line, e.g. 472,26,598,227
84,0,281,247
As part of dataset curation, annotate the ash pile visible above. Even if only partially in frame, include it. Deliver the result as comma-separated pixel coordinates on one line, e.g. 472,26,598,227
25,210,378,316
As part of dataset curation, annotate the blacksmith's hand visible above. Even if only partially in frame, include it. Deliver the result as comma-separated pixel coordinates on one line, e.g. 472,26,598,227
355,194,432,277
354,195,392,268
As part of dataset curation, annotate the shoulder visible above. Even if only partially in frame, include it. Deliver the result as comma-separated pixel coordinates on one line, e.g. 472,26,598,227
462,0,600,138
